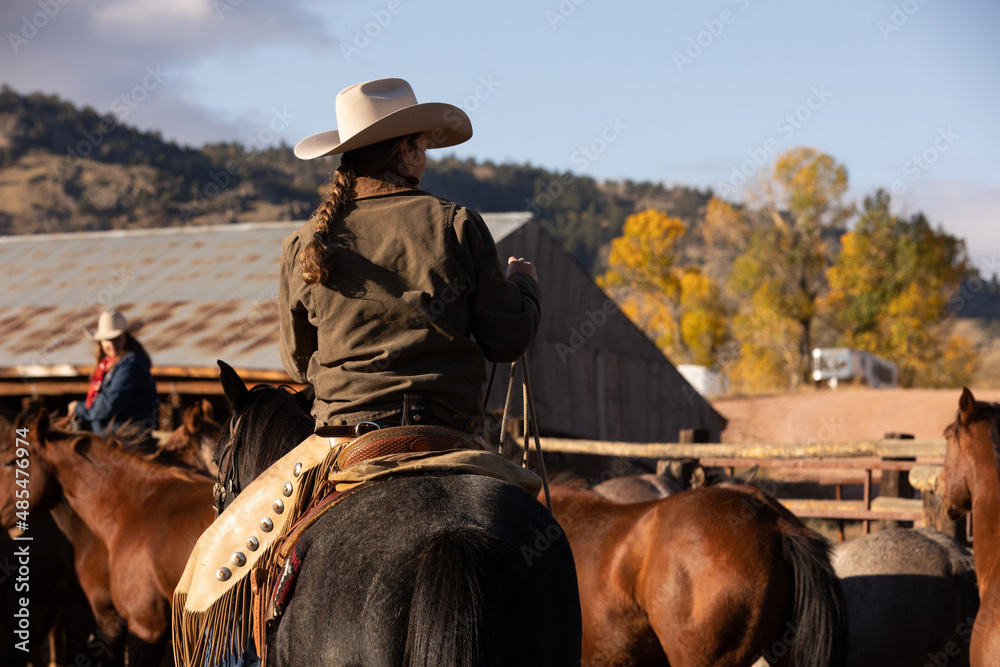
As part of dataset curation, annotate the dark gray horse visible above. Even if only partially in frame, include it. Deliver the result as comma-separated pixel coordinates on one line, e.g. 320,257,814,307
213,361,582,667
832,526,978,667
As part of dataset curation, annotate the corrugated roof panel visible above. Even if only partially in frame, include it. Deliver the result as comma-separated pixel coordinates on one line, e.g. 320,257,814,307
0,215,529,372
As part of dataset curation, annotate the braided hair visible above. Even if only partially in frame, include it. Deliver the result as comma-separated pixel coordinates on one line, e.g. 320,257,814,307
300,132,422,285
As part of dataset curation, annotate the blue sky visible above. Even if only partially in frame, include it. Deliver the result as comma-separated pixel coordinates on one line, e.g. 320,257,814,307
3,0,998,272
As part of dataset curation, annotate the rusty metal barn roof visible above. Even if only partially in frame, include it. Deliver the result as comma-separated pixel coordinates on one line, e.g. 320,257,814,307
0,214,532,375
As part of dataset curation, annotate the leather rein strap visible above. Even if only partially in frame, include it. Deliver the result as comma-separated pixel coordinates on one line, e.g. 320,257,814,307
499,355,552,512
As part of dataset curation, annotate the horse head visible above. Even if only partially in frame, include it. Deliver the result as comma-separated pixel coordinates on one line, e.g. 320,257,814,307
214,360,314,511
1,407,67,528
943,387,992,520
157,400,221,476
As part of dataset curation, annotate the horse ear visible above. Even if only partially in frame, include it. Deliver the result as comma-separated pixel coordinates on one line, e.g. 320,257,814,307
297,384,316,407
185,401,204,433
736,465,759,485
689,466,707,489
218,360,251,410
959,387,976,425
32,407,50,441
200,399,215,422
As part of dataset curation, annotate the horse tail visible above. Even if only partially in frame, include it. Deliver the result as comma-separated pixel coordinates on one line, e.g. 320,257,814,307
404,527,525,667
780,528,849,667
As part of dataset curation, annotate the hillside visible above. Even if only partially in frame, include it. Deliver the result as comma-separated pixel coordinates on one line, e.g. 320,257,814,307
0,86,710,273
3,84,999,383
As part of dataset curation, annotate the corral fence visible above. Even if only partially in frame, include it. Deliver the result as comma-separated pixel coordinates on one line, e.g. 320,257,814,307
527,434,963,542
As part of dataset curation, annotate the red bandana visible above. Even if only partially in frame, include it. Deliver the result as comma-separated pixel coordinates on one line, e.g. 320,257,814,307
85,355,117,409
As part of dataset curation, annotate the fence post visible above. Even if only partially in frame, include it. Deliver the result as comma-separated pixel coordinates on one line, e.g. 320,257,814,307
878,433,915,532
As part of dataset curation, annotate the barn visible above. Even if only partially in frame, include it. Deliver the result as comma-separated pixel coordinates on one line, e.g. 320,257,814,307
0,215,725,441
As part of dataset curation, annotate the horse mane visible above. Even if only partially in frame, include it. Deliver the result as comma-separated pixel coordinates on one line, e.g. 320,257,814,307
32,420,210,484
221,383,314,490
951,399,1000,478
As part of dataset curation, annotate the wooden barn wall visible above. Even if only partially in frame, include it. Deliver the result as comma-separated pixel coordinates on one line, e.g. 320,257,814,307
492,222,724,442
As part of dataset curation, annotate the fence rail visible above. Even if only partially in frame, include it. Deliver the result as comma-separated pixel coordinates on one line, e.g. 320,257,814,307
531,436,951,536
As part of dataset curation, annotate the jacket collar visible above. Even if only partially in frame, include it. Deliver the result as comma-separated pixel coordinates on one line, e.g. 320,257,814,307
353,175,421,200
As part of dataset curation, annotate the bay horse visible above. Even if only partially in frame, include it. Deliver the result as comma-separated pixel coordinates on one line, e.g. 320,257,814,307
6,408,216,666
832,526,978,667
549,483,848,666
943,387,1000,665
2,402,221,666
157,399,221,476
208,361,582,666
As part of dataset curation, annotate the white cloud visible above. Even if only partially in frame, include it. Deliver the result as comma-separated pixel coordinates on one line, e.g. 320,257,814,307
90,0,212,33
2,0,335,146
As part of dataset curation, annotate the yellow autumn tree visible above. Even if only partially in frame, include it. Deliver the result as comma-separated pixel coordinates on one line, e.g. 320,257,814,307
823,189,976,387
679,268,729,366
598,209,729,364
727,147,852,389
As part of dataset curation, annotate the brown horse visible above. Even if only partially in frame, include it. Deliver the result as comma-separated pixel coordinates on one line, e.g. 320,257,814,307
548,483,847,667
156,399,221,476
2,418,114,667
943,387,1000,665
48,503,127,663
6,408,215,665
2,403,221,666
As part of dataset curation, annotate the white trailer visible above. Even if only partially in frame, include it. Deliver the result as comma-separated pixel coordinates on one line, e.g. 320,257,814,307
811,347,898,388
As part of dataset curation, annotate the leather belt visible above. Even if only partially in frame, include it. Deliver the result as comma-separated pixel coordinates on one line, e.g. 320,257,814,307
314,422,381,438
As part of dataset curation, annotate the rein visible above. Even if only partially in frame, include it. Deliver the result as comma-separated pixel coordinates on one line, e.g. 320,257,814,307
499,354,552,512
214,414,244,515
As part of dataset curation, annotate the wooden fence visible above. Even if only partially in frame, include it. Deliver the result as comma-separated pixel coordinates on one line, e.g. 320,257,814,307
530,436,951,537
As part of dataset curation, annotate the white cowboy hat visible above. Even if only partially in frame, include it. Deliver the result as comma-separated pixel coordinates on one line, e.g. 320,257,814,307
85,309,144,341
294,77,473,160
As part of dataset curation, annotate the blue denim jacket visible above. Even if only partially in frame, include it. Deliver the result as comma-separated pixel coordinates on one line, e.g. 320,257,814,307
75,351,159,433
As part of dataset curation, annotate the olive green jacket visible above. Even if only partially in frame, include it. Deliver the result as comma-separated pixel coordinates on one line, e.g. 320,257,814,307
279,177,541,431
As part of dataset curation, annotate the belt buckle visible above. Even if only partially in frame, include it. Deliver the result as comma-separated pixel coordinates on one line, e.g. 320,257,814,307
355,421,381,437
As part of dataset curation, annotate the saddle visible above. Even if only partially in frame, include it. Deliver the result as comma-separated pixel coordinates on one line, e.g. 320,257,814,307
173,425,541,667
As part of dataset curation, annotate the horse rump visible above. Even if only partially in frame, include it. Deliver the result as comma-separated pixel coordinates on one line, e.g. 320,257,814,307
269,475,580,667
780,529,849,667
405,527,526,667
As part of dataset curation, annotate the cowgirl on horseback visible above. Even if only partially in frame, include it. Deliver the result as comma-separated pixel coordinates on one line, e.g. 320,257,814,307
68,309,159,439
173,80,551,664
280,77,540,435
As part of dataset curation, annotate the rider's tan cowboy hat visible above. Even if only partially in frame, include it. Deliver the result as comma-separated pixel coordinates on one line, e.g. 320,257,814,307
85,309,144,340
294,77,473,160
